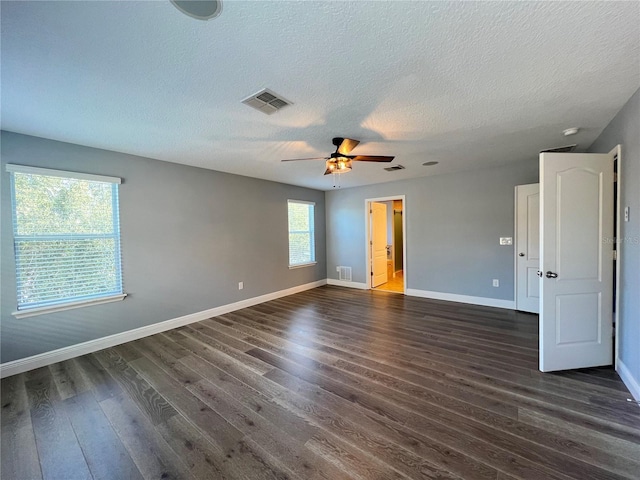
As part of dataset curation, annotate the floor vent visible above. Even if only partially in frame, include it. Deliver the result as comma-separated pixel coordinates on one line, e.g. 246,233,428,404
338,266,352,282
242,88,293,115
540,144,577,153
384,165,405,172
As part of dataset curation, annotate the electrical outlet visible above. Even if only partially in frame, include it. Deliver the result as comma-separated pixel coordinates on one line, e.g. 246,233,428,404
625,206,629,222
238,281,244,290
492,279,499,287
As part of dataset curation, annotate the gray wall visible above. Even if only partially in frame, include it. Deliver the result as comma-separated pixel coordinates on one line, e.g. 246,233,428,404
326,161,539,300
1,131,326,363
588,88,640,388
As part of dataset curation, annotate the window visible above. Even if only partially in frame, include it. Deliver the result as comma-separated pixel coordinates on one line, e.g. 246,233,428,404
7,165,125,317
287,200,315,267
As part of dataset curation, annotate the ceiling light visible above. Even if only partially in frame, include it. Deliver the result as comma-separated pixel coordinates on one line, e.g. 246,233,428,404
171,0,222,21
326,159,351,173
563,127,579,136
422,161,439,166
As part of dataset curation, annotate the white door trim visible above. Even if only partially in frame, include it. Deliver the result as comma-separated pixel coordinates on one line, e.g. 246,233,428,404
364,195,407,294
612,145,622,371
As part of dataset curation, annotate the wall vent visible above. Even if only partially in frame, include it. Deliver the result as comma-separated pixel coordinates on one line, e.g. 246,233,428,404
242,88,293,115
338,266,352,282
384,165,405,172
540,144,577,153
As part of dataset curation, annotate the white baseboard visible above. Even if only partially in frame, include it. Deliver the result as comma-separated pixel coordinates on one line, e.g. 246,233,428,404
406,288,516,310
326,278,368,289
0,279,326,379
617,358,640,402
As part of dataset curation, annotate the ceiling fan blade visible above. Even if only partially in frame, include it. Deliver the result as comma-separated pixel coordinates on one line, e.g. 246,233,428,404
337,138,360,155
324,168,334,175
350,155,395,162
280,157,329,162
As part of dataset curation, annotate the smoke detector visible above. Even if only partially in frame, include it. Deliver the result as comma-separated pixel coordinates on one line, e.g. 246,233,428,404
242,89,293,115
563,127,579,136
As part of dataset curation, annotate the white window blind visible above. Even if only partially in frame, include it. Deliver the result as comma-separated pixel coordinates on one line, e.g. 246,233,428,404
7,165,123,312
287,200,315,267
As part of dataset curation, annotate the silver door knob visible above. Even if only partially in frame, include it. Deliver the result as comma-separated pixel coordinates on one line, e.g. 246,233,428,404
546,271,558,278
519,253,525,257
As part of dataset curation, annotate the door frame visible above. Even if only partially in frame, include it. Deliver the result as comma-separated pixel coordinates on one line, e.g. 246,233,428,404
364,195,407,294
612,145,622,370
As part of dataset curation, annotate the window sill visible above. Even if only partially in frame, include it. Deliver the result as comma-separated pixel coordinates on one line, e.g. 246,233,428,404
12,294,127,319
289,262,317,270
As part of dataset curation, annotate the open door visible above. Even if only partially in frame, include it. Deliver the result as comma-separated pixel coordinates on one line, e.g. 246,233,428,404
371,202,388,287
516,184,540,313
539,151,615,372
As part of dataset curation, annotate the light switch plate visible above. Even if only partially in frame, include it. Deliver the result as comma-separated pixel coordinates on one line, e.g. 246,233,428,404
499,237,513,245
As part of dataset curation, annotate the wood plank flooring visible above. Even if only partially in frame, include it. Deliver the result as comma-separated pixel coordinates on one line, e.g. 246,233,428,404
2,285,639,480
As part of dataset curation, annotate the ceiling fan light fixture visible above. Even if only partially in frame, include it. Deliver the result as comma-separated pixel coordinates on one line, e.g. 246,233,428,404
326,159,352,173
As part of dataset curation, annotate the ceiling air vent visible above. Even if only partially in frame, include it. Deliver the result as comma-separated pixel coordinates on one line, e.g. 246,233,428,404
242,89,293,115
384,165,405,172
540,144,577,153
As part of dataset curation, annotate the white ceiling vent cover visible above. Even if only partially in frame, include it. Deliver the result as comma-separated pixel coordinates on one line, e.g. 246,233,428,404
242,89,293,115
339,266,352,282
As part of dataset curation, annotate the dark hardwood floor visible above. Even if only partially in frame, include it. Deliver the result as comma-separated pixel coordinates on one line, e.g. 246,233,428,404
2,285,639,479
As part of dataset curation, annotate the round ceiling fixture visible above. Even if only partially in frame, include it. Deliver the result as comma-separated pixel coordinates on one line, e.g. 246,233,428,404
422,161,439,166
563,127,579,136
171,0,222,20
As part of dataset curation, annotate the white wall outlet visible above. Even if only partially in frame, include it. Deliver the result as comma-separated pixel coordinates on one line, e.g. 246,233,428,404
492,279,499,287
336,266,341,272
624,206,629,222
238,281,244,290
499,237,513,246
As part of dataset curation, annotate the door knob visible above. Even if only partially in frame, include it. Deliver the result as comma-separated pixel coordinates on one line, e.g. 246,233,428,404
546,271,558,278
518,253,525,257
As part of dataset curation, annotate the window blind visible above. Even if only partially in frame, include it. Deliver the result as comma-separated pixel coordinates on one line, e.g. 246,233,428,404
287,200,315,267
8,165,123,311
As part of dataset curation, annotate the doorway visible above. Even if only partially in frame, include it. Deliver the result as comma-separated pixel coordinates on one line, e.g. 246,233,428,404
365,196,406,294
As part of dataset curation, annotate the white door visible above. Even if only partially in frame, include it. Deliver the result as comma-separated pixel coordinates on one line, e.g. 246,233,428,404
540,152,614,372
371,202,388,287
516,184,540,313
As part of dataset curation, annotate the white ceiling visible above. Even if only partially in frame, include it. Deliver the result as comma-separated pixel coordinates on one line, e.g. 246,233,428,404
2,1,639,191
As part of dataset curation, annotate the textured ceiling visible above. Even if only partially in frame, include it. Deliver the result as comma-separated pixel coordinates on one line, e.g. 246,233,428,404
2,1,639,191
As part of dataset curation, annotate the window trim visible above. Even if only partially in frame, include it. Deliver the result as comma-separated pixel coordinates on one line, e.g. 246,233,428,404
11,294,127,319
6,164,125,318
6,164,122,184
287,199,316,268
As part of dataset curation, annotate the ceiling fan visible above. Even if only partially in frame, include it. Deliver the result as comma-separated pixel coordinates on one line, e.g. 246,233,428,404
281,138,395,175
